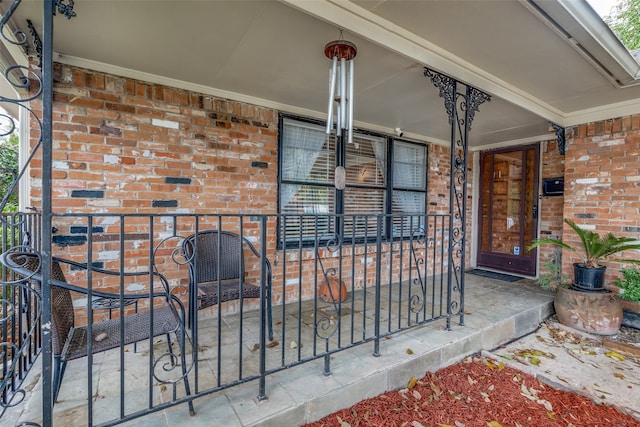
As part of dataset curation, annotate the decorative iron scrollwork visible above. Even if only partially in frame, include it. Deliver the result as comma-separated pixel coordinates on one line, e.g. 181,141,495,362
466,86,491,130
551,122,566,155
53,0,76,19
424,67,455,125
26,20,42,67
314,233,345,340
0,246,42,419
423,68,490,327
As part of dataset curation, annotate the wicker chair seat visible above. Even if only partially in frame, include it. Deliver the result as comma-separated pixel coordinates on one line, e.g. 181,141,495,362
62,304,179,362
183,230,273,339
197,279,261,309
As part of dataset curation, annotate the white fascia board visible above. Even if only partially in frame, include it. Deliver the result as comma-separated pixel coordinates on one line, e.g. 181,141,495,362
565,98,640,126
281,0,566,125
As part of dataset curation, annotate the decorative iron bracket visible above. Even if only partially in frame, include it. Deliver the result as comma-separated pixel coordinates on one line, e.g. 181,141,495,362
424,67,455,125
53,0,76,19
467,86,491,130
26,19,42,67
423,67,491,130
550,123,566,155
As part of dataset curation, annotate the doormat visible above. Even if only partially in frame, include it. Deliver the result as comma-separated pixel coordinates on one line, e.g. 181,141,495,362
467,269,522,282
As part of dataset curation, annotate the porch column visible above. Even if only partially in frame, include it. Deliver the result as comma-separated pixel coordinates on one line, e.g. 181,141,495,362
423,68,490,328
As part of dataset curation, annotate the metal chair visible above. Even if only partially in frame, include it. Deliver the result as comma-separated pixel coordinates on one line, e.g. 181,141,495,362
0,250,194,414
182,230,273,340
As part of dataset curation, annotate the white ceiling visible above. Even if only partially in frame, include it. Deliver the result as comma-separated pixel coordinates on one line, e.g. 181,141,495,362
4,0,640,149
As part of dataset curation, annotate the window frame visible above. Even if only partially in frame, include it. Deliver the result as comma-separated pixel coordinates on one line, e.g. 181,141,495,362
277,114,428,248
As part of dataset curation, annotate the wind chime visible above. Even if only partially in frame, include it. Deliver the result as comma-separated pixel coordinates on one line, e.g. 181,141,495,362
325,33,357,190
325,35,357,143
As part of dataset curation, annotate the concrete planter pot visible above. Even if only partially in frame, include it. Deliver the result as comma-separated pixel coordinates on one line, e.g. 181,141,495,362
619,299,640,330
554,286,622,336
605,285,640,330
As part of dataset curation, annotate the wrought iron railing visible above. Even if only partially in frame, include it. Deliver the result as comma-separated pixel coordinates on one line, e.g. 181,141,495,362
0,211,457,425
0,212,41,419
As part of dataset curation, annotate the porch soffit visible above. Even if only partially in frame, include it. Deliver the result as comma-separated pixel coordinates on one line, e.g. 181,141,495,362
2,1,640,148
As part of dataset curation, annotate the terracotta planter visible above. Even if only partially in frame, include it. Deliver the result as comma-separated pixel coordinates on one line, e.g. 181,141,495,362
554,286,622,335
318,276,348,303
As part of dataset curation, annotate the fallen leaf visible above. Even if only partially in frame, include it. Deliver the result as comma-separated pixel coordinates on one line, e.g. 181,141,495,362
407,376,418,390
413,390,422,400
483,359,497,370
430,381,442,396
266,341,279,348
411,421,425,427
467,375,477,385
336,415,351,427
605,351,625,361
251,343,260,352
290,341,298,349
407,348,414,355
455,422,465,427
614,373,625,380
437,424,455,427
538,399,553,411
487,421,504,427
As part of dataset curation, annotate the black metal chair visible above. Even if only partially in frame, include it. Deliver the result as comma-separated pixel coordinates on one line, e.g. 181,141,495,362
182,230,273,340
0,250,194,414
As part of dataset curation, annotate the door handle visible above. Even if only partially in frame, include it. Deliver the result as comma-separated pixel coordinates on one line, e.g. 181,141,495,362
533,205,538,219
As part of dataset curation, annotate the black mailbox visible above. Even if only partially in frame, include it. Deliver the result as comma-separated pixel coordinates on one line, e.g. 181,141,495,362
543,177,564,196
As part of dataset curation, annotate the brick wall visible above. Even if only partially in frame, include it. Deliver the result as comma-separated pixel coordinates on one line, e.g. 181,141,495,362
33,63,279,214
537,138,565,275
27,63,456,322
563,116,640,282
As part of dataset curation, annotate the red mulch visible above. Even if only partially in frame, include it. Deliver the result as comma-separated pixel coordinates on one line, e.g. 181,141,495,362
304,356,640,427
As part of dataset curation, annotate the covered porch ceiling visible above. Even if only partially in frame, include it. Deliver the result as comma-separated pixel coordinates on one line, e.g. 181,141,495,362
5,0,640,149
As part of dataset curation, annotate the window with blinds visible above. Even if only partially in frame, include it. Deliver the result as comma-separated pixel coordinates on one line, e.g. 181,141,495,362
391,141,427,237
279,116,427,246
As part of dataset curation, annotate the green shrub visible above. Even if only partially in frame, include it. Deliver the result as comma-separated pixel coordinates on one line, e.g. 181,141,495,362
537,259,570,290
613,267,640,302
1,132,19,213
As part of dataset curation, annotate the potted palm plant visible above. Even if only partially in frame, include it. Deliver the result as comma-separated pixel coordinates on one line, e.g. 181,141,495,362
527,218,640,335
527,218,640,291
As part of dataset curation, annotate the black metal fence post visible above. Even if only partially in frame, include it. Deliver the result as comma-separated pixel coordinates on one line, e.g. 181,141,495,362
258,215,268,401
40,2,54,425
373,215,382,357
